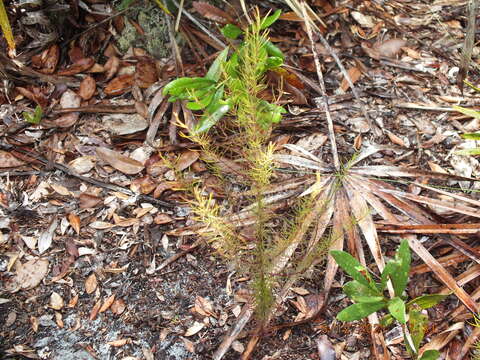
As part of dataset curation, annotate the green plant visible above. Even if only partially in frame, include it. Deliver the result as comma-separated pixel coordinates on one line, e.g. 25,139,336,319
162,9,285,134
23,105,43,124
0,0,15,56
453,80,480,156
331,240,447,360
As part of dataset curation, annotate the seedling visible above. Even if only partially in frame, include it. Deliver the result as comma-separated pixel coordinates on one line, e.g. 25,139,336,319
331,240,447,360
23,105,43,124
162,9,285,134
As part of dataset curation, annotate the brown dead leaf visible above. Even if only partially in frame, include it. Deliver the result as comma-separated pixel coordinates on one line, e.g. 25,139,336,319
9,258,49,292
67,294,79,308
79,193,102,209
31,44,59,74
176,151,200,171
99,294,115,313
57,57,95,75
182,337,196,353
85,273,97,294
107,338,130,347
65,238,79,258
386,131,406,147
104,55,120,80
104,74,134,96
0,151,25,168
131,176,156,194
111,298,126,315
340,66,362,91
30,316,39,332
68,156,95,174
135,58,158,88
375,38,406,58
50,291,64,310
184,321,204,337
192,1,234,24
55,311,64,328
67,213,81,235
78,76,96,100
89,299,102,320
154,213,173,225
96,147,144,175
50,89,81,128
194,296,215,317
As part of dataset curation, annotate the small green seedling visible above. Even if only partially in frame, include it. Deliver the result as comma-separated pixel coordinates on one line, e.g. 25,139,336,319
453,80,480,156
331,240,447,360
163,9,285,134
23,105,43,124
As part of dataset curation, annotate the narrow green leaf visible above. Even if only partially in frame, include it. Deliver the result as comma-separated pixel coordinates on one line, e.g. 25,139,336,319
0,0,15,54
206,47,229,81
336,301,386,321
387,297,406,324
330,250,371,288
343,280,382,302
407,294,449,309
379,314,394,327
260,9,282,29
193,103,229,134
455,148,480,156
379,261,396,292
461,132,480,140
390,239,411,297
163,77,216,97
464,80,480,92
221,24,243,39
205,86,225,114
418,350,440,360
453,105,480,120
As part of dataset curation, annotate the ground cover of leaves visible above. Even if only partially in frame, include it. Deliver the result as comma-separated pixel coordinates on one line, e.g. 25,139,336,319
2,0,480,359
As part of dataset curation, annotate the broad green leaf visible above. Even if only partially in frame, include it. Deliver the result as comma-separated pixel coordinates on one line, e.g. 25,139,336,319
193,103,229,134
419,350,440,360
0,0,14,54
163,77,216,97
265,56,283,70
264,40,284,60
453,105,480,120
407,294,448,310
408,308,428,354
206,47,229,81
390,239,411,297
455,148,480,156
330,250,371,289
221,24,243,39
343,280,382,302
257,101,286,128
387,297,406,324
260,9,282,29
336,301,386,321
461,132,480,140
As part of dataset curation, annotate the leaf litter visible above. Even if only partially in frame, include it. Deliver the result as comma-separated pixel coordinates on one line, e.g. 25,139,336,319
1,0,480,359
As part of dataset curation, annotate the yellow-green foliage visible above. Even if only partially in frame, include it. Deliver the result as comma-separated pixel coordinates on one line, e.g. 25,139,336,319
0,0,15,55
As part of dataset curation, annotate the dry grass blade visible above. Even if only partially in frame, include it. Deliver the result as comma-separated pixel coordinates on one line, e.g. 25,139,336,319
377,223,480,235
407,235,478,313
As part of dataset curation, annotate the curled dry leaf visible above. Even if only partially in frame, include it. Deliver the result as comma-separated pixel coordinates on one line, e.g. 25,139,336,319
340,66,362,92
104,55,120,80
57,57,95,75
38,218,58,254
67,213,81,235
78,75,96,100
96,147,144,175
99,294,115,313
50,292,64,310
154,213,173,224
68,156,95,174
31,44,59,74
375,38,407,58
111,298,126,315
89,299,102,320
0,151,25,168
104,74,134,96
135,58,158,88
85,273,97,294
51,90,82,127
107,338,130,347
8,258,49,292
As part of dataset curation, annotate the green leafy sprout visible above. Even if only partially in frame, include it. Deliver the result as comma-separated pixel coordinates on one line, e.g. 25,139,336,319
23,105,43,124
331,240,448,360
162,9,285,134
